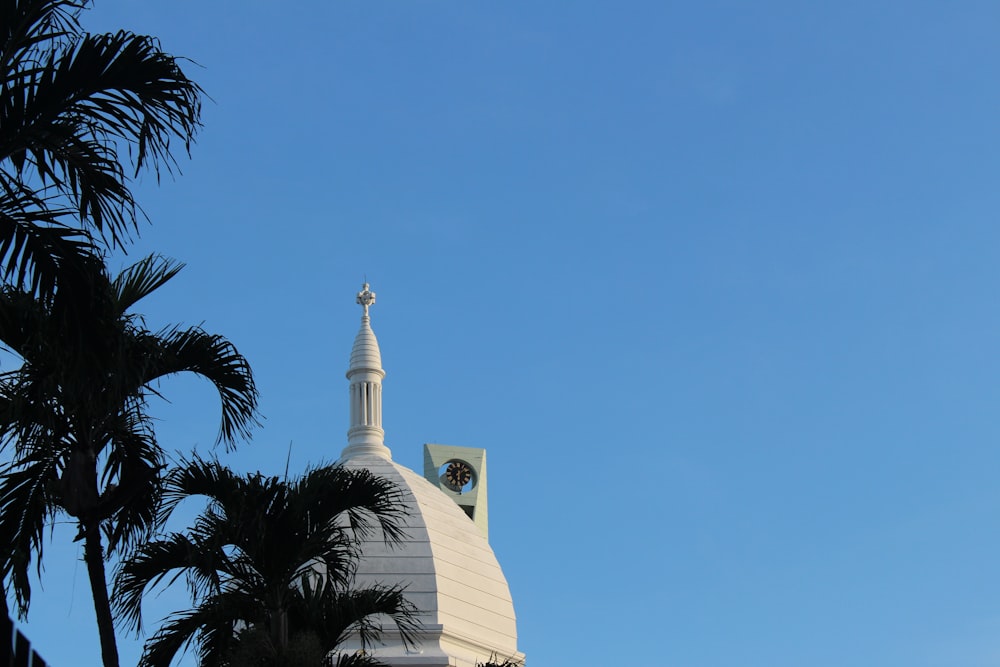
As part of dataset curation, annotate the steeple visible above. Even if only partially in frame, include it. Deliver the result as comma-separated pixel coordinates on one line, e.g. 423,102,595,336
341,283,391,460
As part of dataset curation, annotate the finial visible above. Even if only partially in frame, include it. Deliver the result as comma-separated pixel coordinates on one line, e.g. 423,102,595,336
357,282,376,316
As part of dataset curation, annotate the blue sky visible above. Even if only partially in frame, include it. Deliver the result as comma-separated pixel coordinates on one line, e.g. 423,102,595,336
13,1,1000,666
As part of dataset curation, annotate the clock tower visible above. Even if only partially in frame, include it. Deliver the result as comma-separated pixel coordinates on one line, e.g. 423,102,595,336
423,443,489,539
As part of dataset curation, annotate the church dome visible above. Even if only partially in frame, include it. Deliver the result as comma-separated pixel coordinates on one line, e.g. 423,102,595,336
338,453,519,666
335,284,521,666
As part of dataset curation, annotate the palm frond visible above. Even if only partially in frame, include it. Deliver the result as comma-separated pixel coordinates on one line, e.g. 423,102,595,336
196,593,269,667
55,30,201,173
0,0,83,80
0,449,62,616
111,253,183,313
477,656,524,667
138,593,261,667
0,181,95,297
330,652,392,667
18,115,134,240
98,408,163,553
0,284,46,360
306,585,421,653
298,465,409,544
137,607,204,667
134,327,259,447
0,366,69,459
113,530,235,636
0,25,202,247
158,455,248,522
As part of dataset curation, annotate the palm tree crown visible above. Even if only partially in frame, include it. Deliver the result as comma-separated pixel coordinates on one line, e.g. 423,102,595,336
0,254,258,667
0,0,202,296
115,457,419,667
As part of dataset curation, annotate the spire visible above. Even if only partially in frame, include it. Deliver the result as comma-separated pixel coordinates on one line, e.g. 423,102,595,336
341,283,391,460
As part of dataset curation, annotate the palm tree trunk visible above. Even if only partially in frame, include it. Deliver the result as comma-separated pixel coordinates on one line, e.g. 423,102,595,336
271,607,289,652
83,517,120,667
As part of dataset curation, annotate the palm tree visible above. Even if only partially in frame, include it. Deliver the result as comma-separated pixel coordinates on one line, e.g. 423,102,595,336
0,0,202,297
114,457,420,667
0,254,258,667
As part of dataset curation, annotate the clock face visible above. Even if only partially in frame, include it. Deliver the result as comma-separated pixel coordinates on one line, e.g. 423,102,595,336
442,460,474,493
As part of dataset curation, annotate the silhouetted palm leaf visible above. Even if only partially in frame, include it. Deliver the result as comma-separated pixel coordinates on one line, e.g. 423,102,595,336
111,253,183,312
0,180,92,295
301,584,421,653
0,448,60,613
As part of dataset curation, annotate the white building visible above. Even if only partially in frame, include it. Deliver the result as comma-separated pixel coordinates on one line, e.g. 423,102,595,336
336,284,523,667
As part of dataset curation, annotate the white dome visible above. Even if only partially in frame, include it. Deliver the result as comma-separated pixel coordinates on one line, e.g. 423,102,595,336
336,284,521,666
339,453,520,667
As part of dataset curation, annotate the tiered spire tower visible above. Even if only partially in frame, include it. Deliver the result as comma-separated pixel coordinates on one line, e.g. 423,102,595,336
341,283,391,460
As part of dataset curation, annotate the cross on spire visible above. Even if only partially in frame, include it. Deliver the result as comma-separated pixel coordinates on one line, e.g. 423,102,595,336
357,282,376,316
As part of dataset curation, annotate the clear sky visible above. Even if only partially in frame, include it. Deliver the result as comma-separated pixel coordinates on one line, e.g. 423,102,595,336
13,1,1000,666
